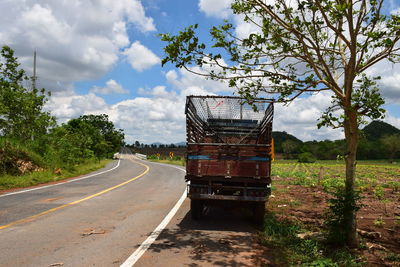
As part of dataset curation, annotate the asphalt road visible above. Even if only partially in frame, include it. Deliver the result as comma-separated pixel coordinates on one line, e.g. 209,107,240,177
0,155,186,266
0,154,262,266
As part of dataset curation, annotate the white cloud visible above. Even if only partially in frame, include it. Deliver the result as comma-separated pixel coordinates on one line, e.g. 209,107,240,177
166,67,232,94
122,41,160,72
45,91,108,122
384,114,400,129
0,0,155,91
198,0,233,19
366,61,400,104
274,92,344,141
90,80,129,95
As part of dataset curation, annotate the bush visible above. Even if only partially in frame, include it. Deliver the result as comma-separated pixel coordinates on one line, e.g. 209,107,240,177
324,187,363,245
0,138,45,175
298,152,317,163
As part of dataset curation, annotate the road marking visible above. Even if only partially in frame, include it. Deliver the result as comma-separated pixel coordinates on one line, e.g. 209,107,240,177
121,162,186,267
0,159,121,198
0,160,149,230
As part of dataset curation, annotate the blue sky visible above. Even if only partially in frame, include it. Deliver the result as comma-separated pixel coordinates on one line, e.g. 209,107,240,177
1,0,399,144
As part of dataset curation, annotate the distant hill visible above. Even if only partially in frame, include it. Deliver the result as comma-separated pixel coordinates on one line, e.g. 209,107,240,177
272,131,302,144
362,120,400,141
149,142,186,147
272,131,302,153
175,141,186,147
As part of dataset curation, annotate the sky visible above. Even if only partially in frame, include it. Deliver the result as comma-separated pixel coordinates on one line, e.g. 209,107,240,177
1,0,399,145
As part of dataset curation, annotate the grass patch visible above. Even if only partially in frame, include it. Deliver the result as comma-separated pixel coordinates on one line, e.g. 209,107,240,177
148,158,186,166
0,159,111,190
261,213,362,266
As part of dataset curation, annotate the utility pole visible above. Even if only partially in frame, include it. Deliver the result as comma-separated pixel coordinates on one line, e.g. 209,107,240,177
32,50,37,90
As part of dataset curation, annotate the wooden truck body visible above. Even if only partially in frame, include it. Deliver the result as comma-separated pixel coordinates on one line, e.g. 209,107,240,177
185,96,274,222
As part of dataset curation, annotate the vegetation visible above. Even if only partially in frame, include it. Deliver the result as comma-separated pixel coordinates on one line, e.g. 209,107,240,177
274,121,400,161
0,159,111,190
0,45,55,140
0,46,124,189
268,159,399,265
147,154,185,166
261,213,360,266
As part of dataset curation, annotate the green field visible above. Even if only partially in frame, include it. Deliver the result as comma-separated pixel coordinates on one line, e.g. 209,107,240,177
272,160,400,191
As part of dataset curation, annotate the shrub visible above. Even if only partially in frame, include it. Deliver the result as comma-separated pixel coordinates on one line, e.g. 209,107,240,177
298,152,317,163
324,187,363,245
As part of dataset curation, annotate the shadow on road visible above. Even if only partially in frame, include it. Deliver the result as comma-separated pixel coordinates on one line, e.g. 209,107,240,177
143,204,271,267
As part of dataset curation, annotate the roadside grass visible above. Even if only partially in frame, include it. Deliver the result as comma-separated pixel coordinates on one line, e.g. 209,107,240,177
147,158,186,166
261,213,363,266
0,159,111,190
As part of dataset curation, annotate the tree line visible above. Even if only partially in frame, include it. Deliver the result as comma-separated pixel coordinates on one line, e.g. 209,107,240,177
0,46,124,175
274,120,400,162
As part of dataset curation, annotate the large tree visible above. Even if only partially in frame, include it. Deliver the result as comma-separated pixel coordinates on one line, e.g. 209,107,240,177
161,0,400,247
0,46,55,140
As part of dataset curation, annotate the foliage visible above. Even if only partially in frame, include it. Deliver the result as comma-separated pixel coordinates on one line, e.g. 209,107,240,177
272,131,302,153
272,120,400,160
0,138,45,175
0,46,125,188
282,139,300,159
381,134,400,161
324,187,363,245
261,213,359,266
298,152,317,163
0,159,110,190
0,45,55,140
41,114,124,165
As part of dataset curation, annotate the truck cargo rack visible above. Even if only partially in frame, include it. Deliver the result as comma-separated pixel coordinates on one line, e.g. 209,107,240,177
185,95,274,223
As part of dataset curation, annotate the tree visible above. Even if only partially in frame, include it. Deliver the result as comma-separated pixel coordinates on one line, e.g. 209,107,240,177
77,114,124,153
134,141,140,148
66,114,124,158
381,134,400,161
282,139,299,158
0,46,55,140
161,0,400,247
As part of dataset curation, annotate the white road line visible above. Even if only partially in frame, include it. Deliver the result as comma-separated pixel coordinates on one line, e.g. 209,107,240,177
120,163,187,267
0,159,121,198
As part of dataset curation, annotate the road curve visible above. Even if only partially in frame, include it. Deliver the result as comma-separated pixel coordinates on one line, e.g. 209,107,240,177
0,156,186,266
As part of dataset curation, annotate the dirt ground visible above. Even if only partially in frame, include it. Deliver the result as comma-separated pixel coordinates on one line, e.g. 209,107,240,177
266,175,400,266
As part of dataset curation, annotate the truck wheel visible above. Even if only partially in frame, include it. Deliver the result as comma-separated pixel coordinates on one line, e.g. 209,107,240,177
191,199,202,220
253,202,265,226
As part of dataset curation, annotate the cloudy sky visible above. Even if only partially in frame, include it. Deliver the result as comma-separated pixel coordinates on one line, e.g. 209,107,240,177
1,0,399,144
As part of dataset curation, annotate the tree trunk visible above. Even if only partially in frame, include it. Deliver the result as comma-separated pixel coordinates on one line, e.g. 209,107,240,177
343,107,359,248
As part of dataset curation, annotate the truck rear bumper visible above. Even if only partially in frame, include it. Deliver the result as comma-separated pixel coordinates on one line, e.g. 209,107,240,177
188,193,267,202
187,183,270,202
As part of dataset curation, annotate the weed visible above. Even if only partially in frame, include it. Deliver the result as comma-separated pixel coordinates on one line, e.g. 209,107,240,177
395,216,400,225
0,159,111,190
385,181,400,192
147,158,185,166
373,217,385,227
373,186,385,200
324,187,363,245
385,253,400,263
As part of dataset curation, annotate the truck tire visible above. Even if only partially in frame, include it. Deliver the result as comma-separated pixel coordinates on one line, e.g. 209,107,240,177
191,199,202,220
253,202,265,226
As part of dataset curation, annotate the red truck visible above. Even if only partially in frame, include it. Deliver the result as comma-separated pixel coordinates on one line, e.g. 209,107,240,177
185,95,274,224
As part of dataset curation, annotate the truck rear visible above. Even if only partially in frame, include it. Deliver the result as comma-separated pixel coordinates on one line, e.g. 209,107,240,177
185,95,274,223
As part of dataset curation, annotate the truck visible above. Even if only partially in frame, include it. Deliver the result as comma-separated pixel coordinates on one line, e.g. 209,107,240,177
185,95,274,224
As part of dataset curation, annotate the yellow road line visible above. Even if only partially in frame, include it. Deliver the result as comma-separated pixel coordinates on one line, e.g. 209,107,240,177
0,159,149,230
